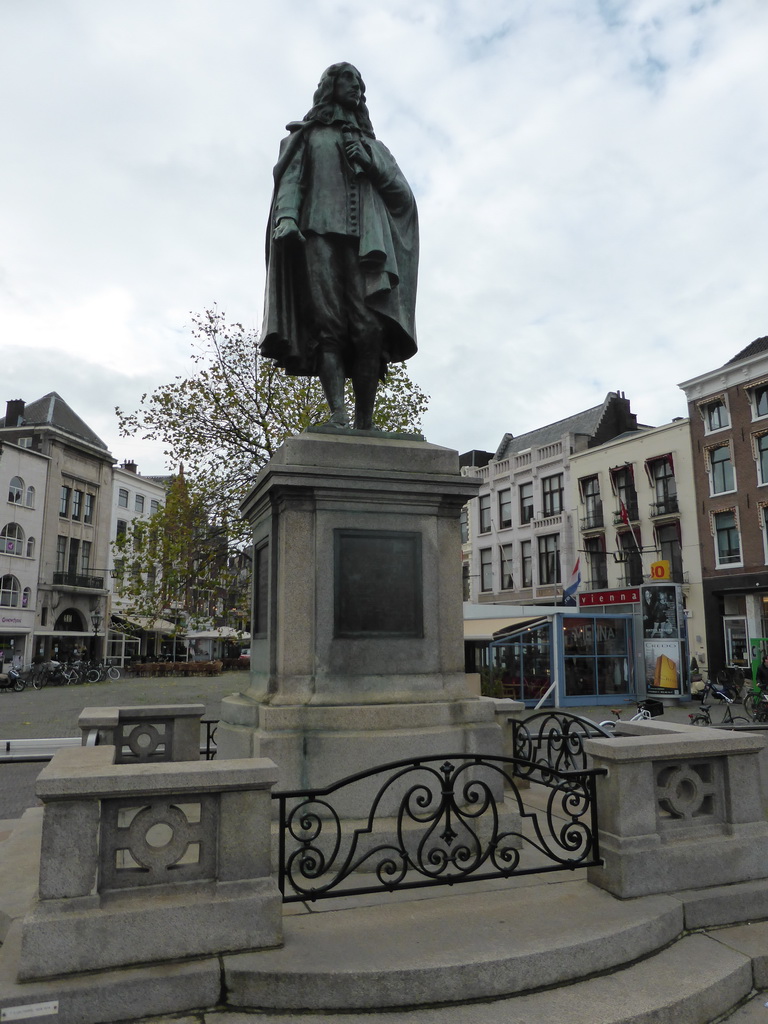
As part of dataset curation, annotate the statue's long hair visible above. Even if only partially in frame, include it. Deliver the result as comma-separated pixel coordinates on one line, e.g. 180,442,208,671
302,63,375,137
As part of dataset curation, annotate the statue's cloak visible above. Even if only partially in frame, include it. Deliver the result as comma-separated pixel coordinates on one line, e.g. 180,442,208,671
259,120,418,376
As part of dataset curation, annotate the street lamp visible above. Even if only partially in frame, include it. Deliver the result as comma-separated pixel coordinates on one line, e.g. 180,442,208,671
91,611,102,662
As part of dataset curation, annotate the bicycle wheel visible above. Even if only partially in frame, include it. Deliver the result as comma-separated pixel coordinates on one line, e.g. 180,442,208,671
743,693,760,719
107,666,121,681
86,668,101,684
726,715,750,726
689,713,710,726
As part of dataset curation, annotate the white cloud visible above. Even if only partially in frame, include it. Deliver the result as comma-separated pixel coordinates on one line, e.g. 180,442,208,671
1,0,767,467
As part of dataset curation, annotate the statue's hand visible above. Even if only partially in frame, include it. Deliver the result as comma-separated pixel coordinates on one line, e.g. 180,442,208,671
273,217,305,243
344,137,372,174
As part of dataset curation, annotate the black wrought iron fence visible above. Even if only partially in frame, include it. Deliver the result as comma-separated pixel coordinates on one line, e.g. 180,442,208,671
511,711,613,779
273,753,605,903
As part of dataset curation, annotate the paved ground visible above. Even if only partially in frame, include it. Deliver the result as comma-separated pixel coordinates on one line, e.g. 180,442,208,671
0,671,250,825
0,681,714,826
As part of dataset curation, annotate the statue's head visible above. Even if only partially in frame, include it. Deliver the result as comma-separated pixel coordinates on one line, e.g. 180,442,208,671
303,63,375,136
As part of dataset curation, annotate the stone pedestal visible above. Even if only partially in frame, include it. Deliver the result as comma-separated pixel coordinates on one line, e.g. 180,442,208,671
217,431,497,799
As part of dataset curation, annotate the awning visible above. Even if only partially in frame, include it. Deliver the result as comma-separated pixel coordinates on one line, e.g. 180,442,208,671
491,617,548,642
111,616,180,634
464,616,542,640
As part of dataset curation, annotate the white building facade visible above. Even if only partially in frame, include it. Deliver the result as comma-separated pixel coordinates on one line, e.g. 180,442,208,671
0,441,48,667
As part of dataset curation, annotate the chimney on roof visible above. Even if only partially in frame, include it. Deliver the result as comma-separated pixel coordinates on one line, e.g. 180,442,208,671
121,460,138,474
5,400,25,427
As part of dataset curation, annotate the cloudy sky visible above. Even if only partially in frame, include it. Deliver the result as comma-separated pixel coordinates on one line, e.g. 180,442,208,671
2,0,767,473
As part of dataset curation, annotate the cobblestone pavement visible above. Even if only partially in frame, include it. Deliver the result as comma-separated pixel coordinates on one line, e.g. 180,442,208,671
0,671,250,825
0,670,249,740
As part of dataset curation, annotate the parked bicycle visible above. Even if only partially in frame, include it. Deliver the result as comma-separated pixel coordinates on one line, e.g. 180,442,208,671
86,662,121,683
599,698,664,730
743,676,768,722
715,666,747,703
688,679,750,726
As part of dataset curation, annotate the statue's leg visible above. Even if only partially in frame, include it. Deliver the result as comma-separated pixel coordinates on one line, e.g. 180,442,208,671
351,352,379,430
304,235,350,427
318,347,349,427
346,249,384,431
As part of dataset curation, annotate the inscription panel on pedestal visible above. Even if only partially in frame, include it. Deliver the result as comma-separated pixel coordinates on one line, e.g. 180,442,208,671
334,529,423,638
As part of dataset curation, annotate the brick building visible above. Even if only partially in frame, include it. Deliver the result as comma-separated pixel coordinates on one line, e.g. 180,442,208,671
679,336,768,672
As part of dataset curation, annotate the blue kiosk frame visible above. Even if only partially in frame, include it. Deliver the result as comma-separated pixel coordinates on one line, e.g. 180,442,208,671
487,610,636,707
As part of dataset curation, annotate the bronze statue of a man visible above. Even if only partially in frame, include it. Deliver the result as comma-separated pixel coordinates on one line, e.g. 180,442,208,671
259,63,419,430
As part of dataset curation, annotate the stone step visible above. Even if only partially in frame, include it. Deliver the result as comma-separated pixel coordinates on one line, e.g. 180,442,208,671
224,878,684,1012
213,932,753,1024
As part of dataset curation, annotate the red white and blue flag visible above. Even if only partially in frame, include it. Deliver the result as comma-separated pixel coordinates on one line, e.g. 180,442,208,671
562,558,581,606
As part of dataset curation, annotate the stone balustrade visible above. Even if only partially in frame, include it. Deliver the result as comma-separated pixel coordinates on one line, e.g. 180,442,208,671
19,744,281,980
78,704,205,762
585,719,768,899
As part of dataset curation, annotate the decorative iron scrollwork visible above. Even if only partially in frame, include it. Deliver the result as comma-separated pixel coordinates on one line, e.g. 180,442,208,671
276,753,604,902
512,711,612,779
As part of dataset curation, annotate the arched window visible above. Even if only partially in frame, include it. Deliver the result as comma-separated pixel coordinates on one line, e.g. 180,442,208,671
8,477,23,504
0,575,20,607
0,523,25,556
25,486,35,507
22,587,31,608
26,537,35,558
54,608,85,631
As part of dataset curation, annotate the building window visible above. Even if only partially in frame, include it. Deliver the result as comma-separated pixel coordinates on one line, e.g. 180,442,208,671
56,536,67,573
478,494,491,534
25,486,35,507
521,540,532,587
538,534,560,585
618,531,643,586
116,519,127,541
83,492,94,524
499,543,514,590
714,510,741,566
519,482,534,524
611,466,638,521
26,537,35,558
753,385,768,419
81,540,92,573
580,476,603,529
709,445,735,495
480,547,492,592
22,587,31,609
150,499,160,514
498,488,512,529
59,486,71,518
0,522,24,556
703,398,729,432
756,434,768,485
462,564,470,601
118,488,129,509
8,477,23,504
648,456,678,514
542,474,563,516
460,507,468,544
0,575,20,607
584,535,607,590
135,494,145,513
71,490,82,521
656,522,683,581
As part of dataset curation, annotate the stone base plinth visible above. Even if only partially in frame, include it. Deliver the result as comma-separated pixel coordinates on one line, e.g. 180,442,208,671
217,696,502,813
19,878,281,980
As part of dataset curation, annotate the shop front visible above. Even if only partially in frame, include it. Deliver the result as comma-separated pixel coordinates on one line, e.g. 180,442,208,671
488,611,634,706
0,608,35,668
